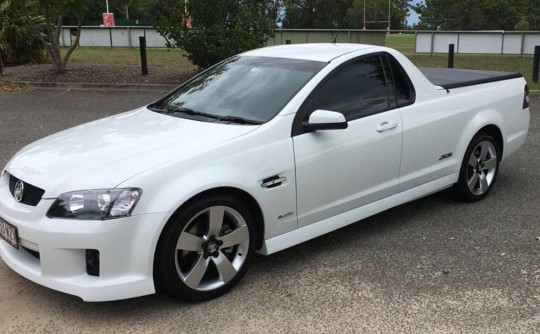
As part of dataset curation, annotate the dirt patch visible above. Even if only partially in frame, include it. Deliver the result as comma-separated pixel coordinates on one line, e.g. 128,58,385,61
0,63,195,91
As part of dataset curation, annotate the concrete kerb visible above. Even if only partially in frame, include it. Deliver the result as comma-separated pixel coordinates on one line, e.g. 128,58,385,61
14,81,177,93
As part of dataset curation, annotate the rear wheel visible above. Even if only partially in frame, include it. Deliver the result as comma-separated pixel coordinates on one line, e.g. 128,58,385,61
455,133,500,202
155,195,255,301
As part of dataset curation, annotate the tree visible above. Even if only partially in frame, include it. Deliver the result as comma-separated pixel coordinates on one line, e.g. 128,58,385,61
0,0,47,65
411,0,538,31
347,0,410,30
149,0,275,70
18,0,88,72
282,0,353,28
282,0,410,30
514,18,531,31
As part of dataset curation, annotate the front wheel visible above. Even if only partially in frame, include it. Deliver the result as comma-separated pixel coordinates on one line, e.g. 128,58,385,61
454,133,500,202
155,195,256,301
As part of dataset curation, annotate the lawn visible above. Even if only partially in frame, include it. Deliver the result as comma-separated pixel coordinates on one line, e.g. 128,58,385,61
63,36,539,89
64,47,195,69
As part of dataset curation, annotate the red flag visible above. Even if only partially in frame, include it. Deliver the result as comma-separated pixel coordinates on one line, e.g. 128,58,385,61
102,12,115,27
182,13,192,29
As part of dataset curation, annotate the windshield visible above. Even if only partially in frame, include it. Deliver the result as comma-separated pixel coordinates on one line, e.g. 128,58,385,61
149,56,327,124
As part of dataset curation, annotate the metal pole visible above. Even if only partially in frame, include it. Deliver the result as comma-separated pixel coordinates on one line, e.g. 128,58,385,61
387,0,391,32
448,44,455,69
533,45,540,83
363,0,366,30
139,36,148,75
106,0,109,13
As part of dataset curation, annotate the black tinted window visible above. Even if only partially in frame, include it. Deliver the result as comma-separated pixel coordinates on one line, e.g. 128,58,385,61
304,56,389,121
388,55,414,106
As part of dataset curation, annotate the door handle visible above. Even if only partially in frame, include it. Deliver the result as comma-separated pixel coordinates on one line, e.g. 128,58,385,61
376,122,398,133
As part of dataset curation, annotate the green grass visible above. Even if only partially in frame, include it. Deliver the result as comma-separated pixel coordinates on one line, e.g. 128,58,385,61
386,33,540,90
386,33,416,54
63,47,195,69
64,39,539,89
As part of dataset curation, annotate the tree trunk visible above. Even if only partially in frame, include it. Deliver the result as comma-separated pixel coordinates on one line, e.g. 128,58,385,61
61,15,83,72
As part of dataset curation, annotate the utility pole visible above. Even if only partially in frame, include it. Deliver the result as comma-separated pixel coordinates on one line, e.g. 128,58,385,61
387,0,391,32
363,0,366,30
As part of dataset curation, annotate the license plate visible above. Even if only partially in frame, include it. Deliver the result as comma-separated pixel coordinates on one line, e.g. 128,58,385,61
0,217,19,249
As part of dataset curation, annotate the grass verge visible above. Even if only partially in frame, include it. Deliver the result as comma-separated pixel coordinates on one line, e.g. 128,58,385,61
64,47,195,69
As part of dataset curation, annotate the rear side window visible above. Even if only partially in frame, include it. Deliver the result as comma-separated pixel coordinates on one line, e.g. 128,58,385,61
302,55,389,121
386,54,415,107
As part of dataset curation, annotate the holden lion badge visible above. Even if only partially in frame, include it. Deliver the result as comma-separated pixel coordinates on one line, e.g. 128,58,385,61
14,180,24,202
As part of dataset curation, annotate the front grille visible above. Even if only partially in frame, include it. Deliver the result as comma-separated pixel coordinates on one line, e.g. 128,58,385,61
8,173,45,206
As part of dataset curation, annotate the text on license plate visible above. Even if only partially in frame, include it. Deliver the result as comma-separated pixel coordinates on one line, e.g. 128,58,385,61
0,217,19,249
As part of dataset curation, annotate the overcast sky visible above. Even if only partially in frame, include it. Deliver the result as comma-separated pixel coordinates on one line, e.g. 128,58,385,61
408,0,422,25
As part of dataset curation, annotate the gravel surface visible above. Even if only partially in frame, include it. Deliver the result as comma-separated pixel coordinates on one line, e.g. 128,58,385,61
0,91,538,333
0,63,195,91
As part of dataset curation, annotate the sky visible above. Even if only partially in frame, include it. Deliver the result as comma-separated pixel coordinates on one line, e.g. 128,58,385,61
408,0,422,26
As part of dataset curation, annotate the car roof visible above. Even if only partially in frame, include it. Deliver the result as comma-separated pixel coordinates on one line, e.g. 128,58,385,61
242,43,379,62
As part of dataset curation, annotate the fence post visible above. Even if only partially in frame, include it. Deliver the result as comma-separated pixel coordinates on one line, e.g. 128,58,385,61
448,44,455,69
533,45,540,84
139,36,148,75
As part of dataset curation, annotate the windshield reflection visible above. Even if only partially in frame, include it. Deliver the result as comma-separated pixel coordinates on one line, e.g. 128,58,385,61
150,56,327,124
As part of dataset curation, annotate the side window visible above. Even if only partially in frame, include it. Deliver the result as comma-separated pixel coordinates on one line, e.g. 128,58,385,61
387,55,415,106
303,56,389,121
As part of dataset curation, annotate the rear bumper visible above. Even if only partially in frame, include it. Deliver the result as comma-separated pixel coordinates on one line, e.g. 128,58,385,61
503,109,530,161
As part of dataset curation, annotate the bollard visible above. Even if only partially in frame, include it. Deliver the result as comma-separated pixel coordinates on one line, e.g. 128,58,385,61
139,36,148,76
448,44,455,69
533,45,540,83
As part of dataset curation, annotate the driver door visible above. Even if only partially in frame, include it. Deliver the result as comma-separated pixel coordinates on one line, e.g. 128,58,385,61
293,54,404,228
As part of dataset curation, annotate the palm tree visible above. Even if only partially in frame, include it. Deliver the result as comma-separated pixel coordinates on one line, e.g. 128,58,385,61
0,0,47,65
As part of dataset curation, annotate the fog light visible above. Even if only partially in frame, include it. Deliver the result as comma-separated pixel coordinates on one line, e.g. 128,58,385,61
86,249,100,277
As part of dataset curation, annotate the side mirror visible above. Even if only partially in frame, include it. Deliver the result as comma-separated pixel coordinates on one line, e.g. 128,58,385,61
302,109,348,131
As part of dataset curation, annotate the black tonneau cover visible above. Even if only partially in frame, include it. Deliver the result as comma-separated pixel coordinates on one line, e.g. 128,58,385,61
418,67,522,90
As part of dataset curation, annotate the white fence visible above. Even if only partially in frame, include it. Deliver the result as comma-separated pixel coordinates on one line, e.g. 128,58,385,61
60,26,387,48
60,26,168,47
416,31,540,55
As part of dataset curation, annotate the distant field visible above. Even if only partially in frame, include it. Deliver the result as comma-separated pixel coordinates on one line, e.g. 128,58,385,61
386,33,416,55
386,33,539,89
64,36,539,89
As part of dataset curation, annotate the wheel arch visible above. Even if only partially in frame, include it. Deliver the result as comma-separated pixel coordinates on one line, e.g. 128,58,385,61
473,124,504,159
158,187,265,252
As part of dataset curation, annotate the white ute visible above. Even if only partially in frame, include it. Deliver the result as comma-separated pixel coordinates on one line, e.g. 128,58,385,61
0,44,530,301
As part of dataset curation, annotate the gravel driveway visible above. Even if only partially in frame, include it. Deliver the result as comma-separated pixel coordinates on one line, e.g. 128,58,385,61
0,90,539,333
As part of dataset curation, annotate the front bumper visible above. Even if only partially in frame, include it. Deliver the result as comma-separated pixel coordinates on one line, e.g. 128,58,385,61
0,173,168,302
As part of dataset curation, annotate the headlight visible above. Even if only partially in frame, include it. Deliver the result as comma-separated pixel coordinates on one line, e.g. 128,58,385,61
47,188,142,220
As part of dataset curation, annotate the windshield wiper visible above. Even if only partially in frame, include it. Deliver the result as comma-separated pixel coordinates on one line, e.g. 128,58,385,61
164,106,220,120
150,105,262,125
217,115,263,125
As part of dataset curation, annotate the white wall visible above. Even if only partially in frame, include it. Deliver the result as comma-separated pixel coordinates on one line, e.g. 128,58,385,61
416,31,540,55
60,26,169,48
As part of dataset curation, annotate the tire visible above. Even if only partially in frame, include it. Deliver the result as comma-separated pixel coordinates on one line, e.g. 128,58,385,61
155,195,256,301
454,133,500,202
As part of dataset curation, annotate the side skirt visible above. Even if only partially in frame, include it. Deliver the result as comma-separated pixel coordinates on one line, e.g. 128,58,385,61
258,173,458,255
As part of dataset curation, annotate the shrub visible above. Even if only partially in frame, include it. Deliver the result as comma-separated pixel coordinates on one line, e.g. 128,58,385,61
150,0,274,70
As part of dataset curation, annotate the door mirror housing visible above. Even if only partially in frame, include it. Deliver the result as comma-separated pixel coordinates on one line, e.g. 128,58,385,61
302,109,348,131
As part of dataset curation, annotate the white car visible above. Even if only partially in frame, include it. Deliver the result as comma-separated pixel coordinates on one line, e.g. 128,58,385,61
0,44,530,302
